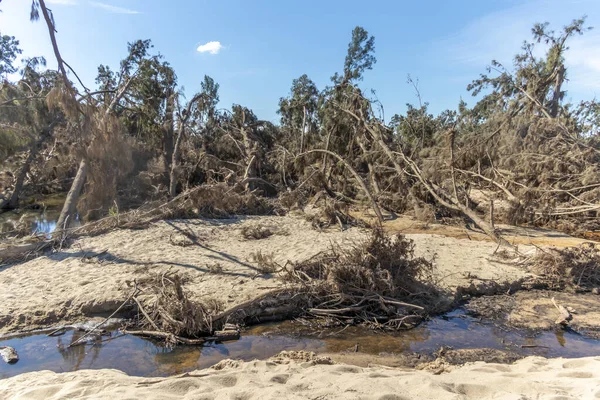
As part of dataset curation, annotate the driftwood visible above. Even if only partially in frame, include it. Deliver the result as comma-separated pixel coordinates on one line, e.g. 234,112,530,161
212,289,307,326
121,329,240,344
0,346,18,364
551,297,573,326
0,241,54,265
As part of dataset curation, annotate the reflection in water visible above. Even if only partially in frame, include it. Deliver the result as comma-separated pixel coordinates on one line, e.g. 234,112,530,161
1,310,600,379
0,208,79,237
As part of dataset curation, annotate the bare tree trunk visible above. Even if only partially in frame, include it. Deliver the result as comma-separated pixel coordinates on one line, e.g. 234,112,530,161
169,123,184,198
322,126,333,174
356,133,380,196
6,120,61,209
239,110,258,192
300,106,307,153
8,150,37,209
163,90,175,177
38,0,85,237
550,65,565,118
54,158,87,236
38,0,72,90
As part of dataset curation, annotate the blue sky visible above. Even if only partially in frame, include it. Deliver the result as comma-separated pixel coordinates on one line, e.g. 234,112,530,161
1,0,599,122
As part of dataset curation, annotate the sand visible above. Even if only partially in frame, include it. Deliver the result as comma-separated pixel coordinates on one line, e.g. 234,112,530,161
1,215,599,399
0,215,534,333
1,352,599,399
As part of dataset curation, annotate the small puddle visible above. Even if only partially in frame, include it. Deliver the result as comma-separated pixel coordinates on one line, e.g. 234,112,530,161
2,310,600,379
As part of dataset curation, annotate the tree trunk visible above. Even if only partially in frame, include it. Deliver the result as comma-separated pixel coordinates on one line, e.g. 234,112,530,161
239,110,258,192
163,90,175,177
550,65,565,118
300,106,307,153
169,123,184,198
322,126,333,174
356,133,380,196
54,158,87,237
38,0,72,90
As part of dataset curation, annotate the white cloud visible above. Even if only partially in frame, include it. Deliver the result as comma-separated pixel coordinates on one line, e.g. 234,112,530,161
46,0,79,4
89,1,140,14
197,41,223,55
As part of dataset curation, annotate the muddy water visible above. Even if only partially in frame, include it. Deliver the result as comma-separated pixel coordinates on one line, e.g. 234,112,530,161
2,310,600,379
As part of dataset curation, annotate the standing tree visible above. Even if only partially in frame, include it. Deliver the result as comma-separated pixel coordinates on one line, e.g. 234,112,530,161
169,75,220,197
0,33,22,80
278,74,319,152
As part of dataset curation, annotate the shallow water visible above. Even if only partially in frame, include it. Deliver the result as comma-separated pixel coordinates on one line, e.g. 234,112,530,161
2,310,600,379
0,195,79,238
0,209,60,236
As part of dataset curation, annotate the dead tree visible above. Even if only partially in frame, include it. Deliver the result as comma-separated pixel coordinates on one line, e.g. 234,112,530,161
340,93,507,244
298,149,384,225
169,93,204,198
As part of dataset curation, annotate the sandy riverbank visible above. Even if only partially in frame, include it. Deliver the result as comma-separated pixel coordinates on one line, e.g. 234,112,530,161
0,214,534,333
1,351,599,399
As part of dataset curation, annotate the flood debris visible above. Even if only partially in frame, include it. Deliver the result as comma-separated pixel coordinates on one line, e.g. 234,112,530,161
0,346,18,364
124,271,233,347
285,229,446,330
528,243,600,291
551,297,573,326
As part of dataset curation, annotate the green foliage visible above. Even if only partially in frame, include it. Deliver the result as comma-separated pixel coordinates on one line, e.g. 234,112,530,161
343,26,376,82
0,33,22,78
468,17,590,119
278,74,319,148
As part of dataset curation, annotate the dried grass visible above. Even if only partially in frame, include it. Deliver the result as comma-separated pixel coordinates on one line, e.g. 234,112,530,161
249,250,280,274
240,224,274,240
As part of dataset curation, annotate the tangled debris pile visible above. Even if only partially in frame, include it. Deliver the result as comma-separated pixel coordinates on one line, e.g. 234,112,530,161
529,243,600,291
75,184,275,238
122,272,236,347
286,229,446,329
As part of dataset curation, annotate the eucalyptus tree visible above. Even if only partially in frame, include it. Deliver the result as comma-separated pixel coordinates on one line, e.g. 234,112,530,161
168,75,220,197
468,17,589,119
0,33,22,79
278,74,319,152
318,26,382,197
30,0,158,231
0,28,63,210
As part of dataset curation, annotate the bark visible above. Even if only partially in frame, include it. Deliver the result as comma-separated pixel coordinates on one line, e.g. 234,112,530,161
550,65,565,118
300,105,307,153
54,158,87,237
163,90,175,176
38,0,72,91
169,123,184,198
